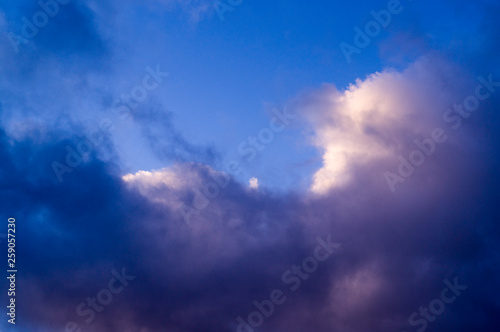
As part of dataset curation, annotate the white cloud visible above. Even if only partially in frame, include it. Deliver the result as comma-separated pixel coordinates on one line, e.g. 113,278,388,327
122,164,203,207
121,163,230,212
295,57,468,194
248,177,259,189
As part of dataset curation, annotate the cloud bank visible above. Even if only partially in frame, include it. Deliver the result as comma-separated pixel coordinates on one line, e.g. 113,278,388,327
1,55,500,332
0,1,499,332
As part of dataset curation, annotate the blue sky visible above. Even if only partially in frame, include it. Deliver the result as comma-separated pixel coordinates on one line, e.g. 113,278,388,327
2,0,497,190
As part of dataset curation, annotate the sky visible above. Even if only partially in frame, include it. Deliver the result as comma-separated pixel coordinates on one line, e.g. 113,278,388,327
0,0,499,331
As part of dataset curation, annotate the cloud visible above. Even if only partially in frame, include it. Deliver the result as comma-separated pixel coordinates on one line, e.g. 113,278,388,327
292,56,472,194
1,55,499,332
131,106,219,166
248,177,258,189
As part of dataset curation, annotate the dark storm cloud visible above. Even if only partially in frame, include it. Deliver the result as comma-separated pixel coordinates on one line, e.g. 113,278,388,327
1,71,500,332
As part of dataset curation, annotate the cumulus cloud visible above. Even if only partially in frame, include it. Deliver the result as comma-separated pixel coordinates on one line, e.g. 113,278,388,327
294,56,471,194
4,57,498,330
